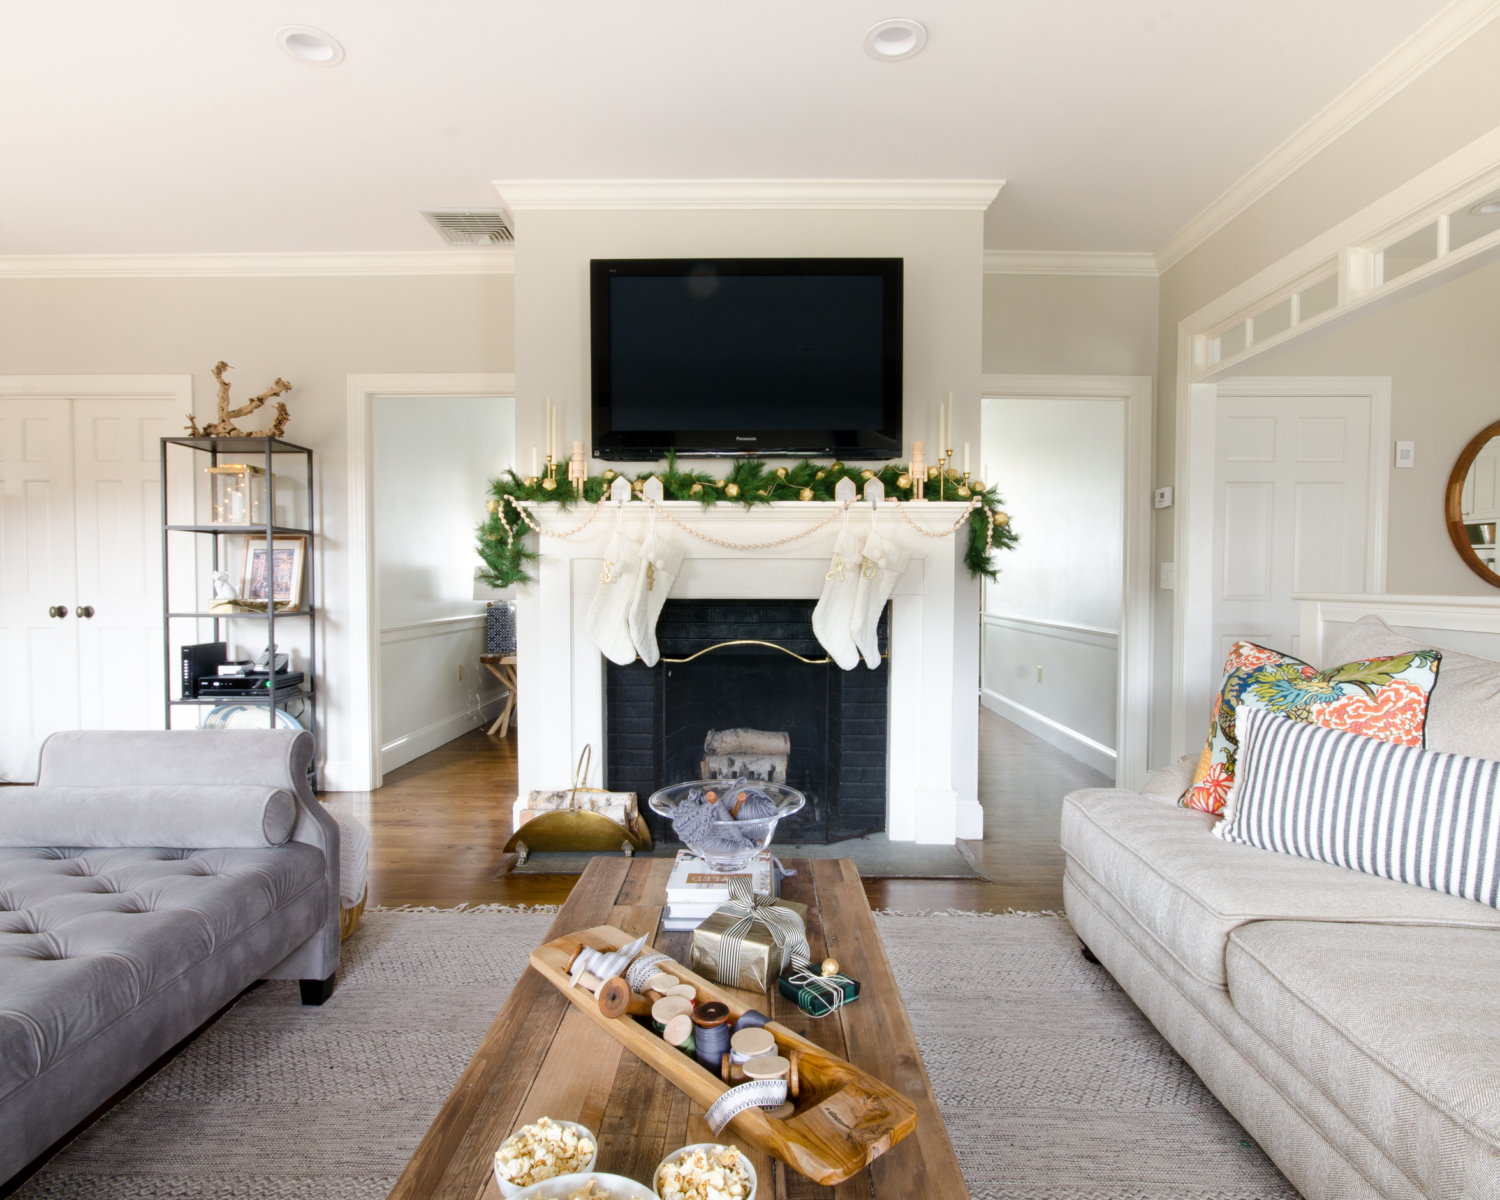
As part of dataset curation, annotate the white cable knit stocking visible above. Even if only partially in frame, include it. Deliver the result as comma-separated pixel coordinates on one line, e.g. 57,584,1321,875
851,525,911,669
812,523,863,671
627,524,685,668
586,529,643,666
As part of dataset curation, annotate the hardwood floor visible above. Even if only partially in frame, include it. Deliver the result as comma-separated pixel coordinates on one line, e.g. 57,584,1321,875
341,706,1111,913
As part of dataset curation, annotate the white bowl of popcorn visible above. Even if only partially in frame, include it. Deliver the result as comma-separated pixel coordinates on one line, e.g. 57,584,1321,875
493,1118,599,1197
507,1173,654,1200
653,1143,757,1200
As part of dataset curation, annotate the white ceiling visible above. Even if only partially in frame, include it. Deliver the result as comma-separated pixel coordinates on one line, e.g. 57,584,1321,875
0,1,1451,256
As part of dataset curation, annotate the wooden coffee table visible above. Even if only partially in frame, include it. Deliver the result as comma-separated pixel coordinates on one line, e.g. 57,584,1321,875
388,856,968,1200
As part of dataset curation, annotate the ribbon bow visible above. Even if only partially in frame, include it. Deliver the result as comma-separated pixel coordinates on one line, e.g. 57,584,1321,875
713,876,809,986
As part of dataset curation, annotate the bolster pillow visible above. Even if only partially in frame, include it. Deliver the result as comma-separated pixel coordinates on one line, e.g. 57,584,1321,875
0,785,299,848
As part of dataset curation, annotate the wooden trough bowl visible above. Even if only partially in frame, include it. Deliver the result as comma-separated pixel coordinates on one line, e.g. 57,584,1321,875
529,925,917,1186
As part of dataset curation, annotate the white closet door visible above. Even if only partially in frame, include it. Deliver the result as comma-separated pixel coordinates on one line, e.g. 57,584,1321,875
0,400,80,781
72,399,172,730
1213,393,1372,668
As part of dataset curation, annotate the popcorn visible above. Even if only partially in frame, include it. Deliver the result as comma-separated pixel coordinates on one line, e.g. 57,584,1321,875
567,1183,611,1200
656,1145,752,1200
493,1117,596,1188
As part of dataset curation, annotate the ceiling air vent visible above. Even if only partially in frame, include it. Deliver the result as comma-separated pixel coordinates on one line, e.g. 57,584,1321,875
422,210,514,245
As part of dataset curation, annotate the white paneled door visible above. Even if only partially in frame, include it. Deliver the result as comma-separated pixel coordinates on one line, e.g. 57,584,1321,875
1213,391,1375,668
0,397,172,780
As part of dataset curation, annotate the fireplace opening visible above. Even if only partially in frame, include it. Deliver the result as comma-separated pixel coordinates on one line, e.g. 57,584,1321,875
605,600,889,845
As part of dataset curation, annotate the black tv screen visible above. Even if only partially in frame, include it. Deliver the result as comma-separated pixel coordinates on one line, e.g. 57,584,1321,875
591,258,903,460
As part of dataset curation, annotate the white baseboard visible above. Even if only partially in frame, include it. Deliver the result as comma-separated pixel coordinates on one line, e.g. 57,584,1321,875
380,697,501,774
981,690,1117,780
317,760,362,794
955,797,984,839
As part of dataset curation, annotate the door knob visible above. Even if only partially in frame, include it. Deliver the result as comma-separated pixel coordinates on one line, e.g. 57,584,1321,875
48,605,68,618
76,606,95,619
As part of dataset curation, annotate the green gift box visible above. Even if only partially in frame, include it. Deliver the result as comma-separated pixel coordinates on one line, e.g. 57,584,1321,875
778,966,861,1017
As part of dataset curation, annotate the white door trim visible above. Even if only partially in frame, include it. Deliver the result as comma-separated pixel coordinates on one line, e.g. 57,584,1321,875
979,373,1155,790
1171,375,1391,759
345,373,516,792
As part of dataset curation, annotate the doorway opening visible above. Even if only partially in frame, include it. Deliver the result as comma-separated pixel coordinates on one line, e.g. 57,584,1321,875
371,393,515,776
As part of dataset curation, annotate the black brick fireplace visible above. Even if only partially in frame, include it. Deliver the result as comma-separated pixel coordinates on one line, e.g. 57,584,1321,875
604,600,889,844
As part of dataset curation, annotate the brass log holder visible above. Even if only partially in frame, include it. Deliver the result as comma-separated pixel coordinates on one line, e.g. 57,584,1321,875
503,745,654,864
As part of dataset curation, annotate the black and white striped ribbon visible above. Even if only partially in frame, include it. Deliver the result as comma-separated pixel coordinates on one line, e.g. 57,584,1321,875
712,876,809,986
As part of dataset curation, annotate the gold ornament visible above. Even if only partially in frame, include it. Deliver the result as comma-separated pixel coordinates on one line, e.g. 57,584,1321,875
948,468,961,481
725,483,740,498
487,499,499,513
993,511,1010,527
815,470,826,480
927,466,940,480
956,486,971,498
631,478,645,493
830,461,845,472
799,487,814,501
820,957,839,977
860,469,874,480
715,479,726,489
897,473,912,489
690,482,703,495
602,469,616,481
775,466,788,480
541,477,557,491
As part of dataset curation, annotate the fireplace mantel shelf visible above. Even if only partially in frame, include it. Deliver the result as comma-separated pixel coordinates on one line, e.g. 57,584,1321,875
514,495,984,845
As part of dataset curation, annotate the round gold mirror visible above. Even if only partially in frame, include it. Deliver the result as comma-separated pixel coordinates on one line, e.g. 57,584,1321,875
1446,419,1500,587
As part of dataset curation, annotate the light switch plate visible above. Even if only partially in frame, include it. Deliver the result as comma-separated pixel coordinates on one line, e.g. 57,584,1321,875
1154,486,1174,509
1395,441,1415,468
1160,562,1176,590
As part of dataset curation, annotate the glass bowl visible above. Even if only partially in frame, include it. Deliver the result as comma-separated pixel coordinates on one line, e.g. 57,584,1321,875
647,780,805,872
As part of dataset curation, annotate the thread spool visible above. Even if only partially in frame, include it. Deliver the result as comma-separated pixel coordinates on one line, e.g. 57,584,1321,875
662,1013,696,1055
720,1049,800,1098
731,1009,769,1034
596,976,652,1020
729,1027,775,1064
650,995,693,1033
691,1001,732,1070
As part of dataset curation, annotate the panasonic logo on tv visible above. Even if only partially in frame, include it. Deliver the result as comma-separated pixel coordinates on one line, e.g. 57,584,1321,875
735,436,757,441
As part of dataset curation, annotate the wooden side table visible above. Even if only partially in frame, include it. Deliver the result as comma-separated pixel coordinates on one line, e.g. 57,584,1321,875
479,654,518,738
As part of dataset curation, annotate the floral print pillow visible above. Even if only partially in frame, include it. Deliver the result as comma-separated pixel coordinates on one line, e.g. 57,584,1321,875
1185,640,1441,815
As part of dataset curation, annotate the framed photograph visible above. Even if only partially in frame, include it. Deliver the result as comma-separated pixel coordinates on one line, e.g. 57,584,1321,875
240,536,307,610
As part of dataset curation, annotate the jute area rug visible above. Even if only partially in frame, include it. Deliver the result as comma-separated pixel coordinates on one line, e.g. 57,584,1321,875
18,909,1298,1200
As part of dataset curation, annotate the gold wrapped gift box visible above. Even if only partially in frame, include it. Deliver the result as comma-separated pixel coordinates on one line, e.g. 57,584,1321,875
688,898,809,992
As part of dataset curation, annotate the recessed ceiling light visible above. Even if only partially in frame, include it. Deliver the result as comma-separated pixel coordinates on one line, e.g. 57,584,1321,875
864,18,927,61
275,25,344,66
1472,197,1500,215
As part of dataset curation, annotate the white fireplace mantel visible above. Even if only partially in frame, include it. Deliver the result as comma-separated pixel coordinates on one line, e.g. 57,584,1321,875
513,500,982,844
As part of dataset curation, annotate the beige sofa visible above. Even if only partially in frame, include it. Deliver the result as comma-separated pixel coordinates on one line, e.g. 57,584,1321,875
1062,617,1500,1200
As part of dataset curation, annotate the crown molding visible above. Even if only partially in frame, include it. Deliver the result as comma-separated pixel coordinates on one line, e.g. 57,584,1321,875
0,249,515,279
1154,0,1500,274
493,179,1005,212
984,250,1158,276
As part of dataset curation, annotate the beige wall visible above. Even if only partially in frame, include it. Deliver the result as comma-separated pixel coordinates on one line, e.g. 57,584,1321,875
1150,23,1500,760
982,274,1157,378
0,272,515,783
1231,256,1500,596
512,207,985,466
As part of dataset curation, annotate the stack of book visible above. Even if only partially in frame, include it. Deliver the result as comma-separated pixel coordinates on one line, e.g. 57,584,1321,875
662,849,779,931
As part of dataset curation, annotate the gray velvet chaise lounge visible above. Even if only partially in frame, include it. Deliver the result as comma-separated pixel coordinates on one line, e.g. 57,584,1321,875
0,729,339,1184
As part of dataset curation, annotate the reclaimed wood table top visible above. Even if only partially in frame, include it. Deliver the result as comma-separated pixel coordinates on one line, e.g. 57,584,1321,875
387,855,968,1200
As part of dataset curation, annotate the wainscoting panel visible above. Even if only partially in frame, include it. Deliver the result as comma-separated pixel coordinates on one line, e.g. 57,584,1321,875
980,614,1118,778
379,614,504,773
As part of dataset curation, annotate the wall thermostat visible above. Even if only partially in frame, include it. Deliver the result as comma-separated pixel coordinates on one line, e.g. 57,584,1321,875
1395,441,1415,468
1154,486,1174,509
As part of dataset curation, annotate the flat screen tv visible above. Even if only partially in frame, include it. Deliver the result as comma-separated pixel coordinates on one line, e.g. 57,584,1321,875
590,257,903,461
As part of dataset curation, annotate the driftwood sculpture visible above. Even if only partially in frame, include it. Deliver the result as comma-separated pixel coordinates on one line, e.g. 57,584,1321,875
185,361,293,438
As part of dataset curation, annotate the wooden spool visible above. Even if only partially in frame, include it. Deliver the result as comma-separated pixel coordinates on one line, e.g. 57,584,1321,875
722,1048,800,1098
596,975,653,1020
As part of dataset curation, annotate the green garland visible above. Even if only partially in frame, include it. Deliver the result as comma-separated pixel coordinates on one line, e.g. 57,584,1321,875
475,455,1019,589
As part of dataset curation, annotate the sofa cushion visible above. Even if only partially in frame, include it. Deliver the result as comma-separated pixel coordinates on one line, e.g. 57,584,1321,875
0,844,325,1104
1061,789,1500,988
1328,614,1500,762
1227,920,1500,1199
0,785,298,848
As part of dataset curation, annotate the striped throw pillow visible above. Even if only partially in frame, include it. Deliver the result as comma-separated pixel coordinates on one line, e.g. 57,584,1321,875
1216,705,1500,909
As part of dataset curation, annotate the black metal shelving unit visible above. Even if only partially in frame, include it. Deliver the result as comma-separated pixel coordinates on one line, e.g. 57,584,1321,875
160,437,317,773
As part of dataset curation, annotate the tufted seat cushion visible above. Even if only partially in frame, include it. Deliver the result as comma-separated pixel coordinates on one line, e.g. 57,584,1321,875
0,843,324,1108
